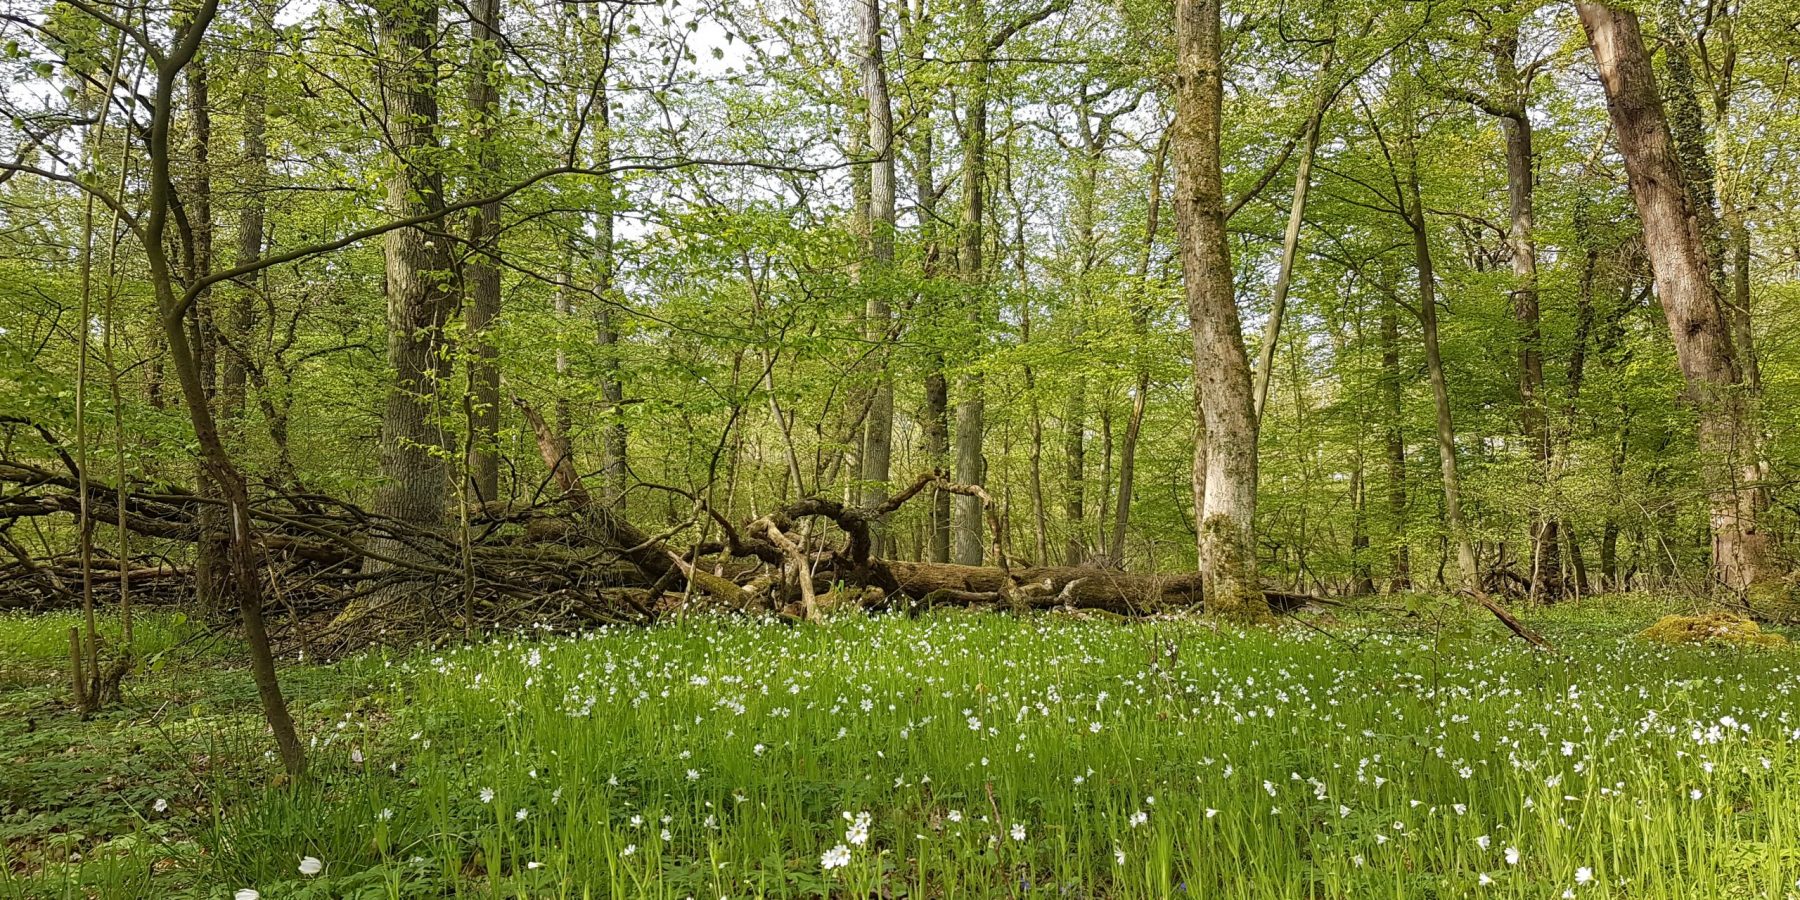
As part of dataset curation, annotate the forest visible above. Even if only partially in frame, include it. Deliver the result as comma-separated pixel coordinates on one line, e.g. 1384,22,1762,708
2,0,1799,895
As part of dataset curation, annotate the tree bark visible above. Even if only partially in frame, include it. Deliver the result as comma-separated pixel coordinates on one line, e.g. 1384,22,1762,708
1402,152,1478,594
1380,297,1410,590
1578,2,1770,597
142,0,305,776
1252,106,1321,422
463,0,503,506
350,0,455,621
1110,129,1169,564
951,0,989,566
590,7,628,507
184,53,231,617
1488,32,1562,602
902,0,951,564
1172,0,1268,622
858,0,897,554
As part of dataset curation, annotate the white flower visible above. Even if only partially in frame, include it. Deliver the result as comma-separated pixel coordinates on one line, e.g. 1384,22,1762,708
298,856,323,876
1476,835,1490,850
1575,866,1594,884
621,844,636,857
378,808,394,821
1114,847,1126,865
1089,722,1102,733
479,787,495,804
821,844,852,870
687,769,701,781
1010,823,1026,842
946,809,963,823
844,811,871,846
1205,808,1219,819
1690,789,1703,800
1128,811,1148,828
235,891,260,900
350,748,364,764
153,798,168,813
516,808,529,821
1479,872,1493,886
1505,847,1521,865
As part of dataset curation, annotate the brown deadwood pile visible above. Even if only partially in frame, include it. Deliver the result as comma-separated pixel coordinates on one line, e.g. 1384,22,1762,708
0,413,1319,638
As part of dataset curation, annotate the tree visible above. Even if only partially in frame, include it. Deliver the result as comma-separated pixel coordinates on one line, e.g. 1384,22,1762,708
1172,0,1268,621
1578,1,1771,599
858,0,897,543
464,0,504,505
349,0,458,623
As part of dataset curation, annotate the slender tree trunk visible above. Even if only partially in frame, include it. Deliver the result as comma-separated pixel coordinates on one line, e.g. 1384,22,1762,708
221,1,267,436
902,0,951,563
1062,388,1086,564
464,0,502,505
1486,39,1562,602
1350,455,1376,594
1096,406,1113,555
1381,298,1410,590
1405,163,1478,594
1110,129,1169,564
1578,2,1770,598
185,54,230,617
1252,110,1320,422
140,1,305,776
858,0,897,551
1173,0,1268,621
589,8,628,507
951,0,989,566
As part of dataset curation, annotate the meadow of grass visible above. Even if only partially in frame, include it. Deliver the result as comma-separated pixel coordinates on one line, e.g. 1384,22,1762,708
6,597,1800,899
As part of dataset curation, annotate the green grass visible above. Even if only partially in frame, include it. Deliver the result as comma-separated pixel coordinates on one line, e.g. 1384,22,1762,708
7,598,1800,898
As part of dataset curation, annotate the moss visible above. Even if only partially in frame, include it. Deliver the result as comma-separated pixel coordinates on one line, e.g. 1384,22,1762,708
1745,574,1800,624
1638,611,1788,648
1200,514,1274,626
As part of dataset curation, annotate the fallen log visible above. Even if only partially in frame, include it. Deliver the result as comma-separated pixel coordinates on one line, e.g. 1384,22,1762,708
513,396,749,609
882,561,1201,614
877,561,1320,615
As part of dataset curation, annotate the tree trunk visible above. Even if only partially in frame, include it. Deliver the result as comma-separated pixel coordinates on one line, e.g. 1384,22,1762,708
951,0,989,566
1111,130,1169,564
1173,0,1268,622
351,0,455,620
185,54,231,617
1404,178,1476,594
1061,387,1086,564
589,8,628,507
140,1,305,776
1381,298,1410,590
1578,2,1770,597
1488,35,1562,602
903,0,951,564
464,0,503,505
858,0,897,554
1252,109,1320,422
1404,159,1478,594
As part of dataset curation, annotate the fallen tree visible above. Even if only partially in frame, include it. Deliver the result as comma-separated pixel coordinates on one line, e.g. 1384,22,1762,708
0,413,1329,644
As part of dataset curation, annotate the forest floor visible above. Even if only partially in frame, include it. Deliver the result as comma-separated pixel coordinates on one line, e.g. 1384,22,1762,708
4,596,1800,899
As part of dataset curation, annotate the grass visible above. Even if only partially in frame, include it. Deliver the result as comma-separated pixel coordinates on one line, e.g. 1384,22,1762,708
5,597,1800,898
